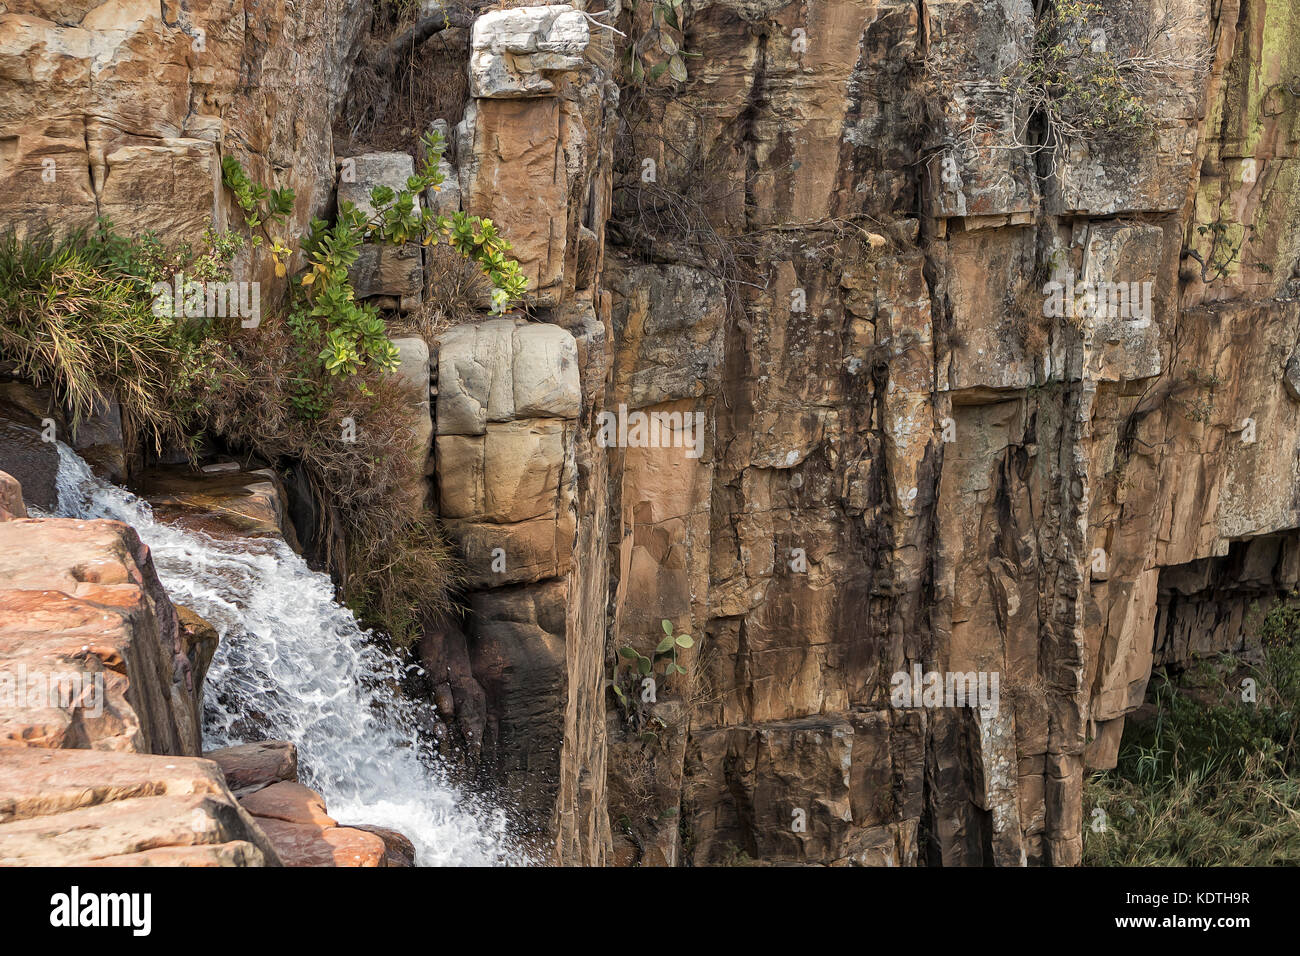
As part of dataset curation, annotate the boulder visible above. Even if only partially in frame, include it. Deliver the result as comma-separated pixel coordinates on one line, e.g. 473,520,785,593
205,740,299,792
253,818,387,867
238,781,336,827
436,320,581,435
436,420,572,523
0,471,25,520
352,824,417,867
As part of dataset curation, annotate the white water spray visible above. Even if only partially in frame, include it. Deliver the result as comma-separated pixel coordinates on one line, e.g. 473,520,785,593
51,444,529,866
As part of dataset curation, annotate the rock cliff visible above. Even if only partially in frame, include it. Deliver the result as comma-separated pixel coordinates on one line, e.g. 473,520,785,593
1,0,1298,866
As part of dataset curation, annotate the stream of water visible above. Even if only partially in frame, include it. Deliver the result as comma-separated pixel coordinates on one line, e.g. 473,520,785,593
51,443,529,866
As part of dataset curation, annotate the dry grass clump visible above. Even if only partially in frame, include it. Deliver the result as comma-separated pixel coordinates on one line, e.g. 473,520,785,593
0,227,237,454
393,242,491,341
197,318,459,645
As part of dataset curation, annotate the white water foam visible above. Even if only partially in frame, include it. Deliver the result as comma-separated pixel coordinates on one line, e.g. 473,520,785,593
51,443,530,866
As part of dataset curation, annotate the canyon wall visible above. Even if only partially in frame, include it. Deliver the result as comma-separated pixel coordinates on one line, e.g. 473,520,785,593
2,0,1299,866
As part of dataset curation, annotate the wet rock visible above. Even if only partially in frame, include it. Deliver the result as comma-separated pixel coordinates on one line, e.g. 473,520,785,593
351,824,417,867
176,605,219,696
69,395,126,483
0,382,60,511
135,465,301,550
254,818,387,867
205,741,299,792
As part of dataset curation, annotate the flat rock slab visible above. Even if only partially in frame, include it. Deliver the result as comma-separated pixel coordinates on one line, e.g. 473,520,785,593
0,518,198,756
134,466,299,548
0,748,228,823
0,792,274,866
0,749,280,866
83,840,266,867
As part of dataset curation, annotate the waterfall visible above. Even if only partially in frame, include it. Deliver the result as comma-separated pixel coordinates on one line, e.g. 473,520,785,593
50,444,531,867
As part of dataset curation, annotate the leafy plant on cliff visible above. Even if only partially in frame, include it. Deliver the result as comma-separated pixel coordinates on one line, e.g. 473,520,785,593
609,619,694,744
223,129,527,418
622,0,692,87
0,219,459,648
943,0,1213,177
221,155,295,275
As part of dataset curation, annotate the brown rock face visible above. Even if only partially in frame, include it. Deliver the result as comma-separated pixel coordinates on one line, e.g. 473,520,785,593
3,0,1297,870
0,0,370,291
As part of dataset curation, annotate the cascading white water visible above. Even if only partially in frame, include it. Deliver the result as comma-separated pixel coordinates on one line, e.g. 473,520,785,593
50,443,530,866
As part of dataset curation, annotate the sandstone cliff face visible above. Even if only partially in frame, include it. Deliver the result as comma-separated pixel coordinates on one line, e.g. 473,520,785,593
3,0,1299,868
0,0,369,285
592,0,1300,866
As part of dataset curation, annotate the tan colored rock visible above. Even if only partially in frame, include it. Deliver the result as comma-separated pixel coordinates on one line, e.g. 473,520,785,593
0,748,280,866
99,140,221,245
0,470,25,520
457,98,568,304
0,518,199,755
437,420,573,524
0,1,369,288
436,319,581,435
